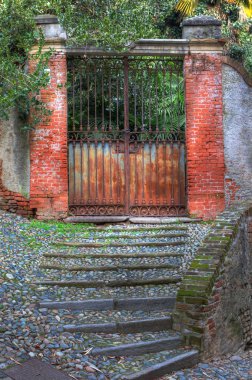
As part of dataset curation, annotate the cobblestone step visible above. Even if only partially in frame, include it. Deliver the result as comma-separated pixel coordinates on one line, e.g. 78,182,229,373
34,276,181,288
123,350,199,380
43,251,185,259
39,296,176,311
39,262,179,271
63,316,172,333
52,239,187,248
86,225,188,233
67,232,188,240
33,221,207,378
90,335,182,356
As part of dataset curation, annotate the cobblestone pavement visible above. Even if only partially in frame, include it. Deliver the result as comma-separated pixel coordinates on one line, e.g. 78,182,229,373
1,210,251,379
163,349,252,380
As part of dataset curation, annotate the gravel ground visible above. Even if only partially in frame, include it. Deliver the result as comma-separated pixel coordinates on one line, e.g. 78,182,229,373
2,211,250,379
163,349,252,380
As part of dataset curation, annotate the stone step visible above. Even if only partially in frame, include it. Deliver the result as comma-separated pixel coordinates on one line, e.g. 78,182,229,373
43,251,185,259
129,217,202,224
52,240,186,248
34,276,181,288
37,281,178,300
70,232,188,241
123,350,199,380
63,216,201,224
39,262,179,272
63,316,172,333
86,225,188,233
90,336,182,356
64,216,129,223
40,255,183,270
39,266,180,281
39,296,176,311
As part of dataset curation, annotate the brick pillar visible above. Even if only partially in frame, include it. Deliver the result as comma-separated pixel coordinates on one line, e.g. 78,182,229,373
182,16,226,219
29,16,68,219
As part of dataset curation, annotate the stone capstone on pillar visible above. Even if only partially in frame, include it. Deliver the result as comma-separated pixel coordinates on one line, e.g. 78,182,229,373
182,15,222,40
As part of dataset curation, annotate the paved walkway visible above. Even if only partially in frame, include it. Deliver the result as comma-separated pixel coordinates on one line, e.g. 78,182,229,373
0,211,251,379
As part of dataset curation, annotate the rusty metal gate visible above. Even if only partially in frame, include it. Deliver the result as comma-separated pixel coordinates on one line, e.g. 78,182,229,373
68,57,186,216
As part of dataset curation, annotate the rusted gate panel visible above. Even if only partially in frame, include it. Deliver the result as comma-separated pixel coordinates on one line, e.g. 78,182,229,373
68,57,186,216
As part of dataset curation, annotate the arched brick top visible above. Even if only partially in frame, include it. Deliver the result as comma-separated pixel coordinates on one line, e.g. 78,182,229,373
222,56,252,87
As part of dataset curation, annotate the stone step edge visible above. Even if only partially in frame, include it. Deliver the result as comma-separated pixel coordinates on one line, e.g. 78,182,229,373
57,233,188,241
52,240,186,248
123,349,199,380
129,217,202,224
39,296,176,311
91,336,182,356
39,262,179,272
63,317,172,334
33,276,181,288
64,216,201,224
86,225,188,232
43,252,185,259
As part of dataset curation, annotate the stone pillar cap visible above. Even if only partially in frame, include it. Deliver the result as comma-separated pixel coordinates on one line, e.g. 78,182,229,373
182,15,222,27
35,14,59,25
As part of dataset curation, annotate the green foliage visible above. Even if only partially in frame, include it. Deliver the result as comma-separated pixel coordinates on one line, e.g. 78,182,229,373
68,58,185,140
0,0,53,129
175,0,252,75
0,0,251,131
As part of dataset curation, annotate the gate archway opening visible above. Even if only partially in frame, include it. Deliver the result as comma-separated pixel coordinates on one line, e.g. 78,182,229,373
67,56,186,217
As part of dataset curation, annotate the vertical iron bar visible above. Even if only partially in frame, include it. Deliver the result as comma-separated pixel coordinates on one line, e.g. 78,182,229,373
73,141,76,202
134,142,137,203
171,142,174,205
134,70,137,132
109,140,112,202
142,142,145,203
169,66,173,134
124,57,130,214
149,141,152,204
109,71,112,130
87,142,90,201
94,64,97,130
141,68,144,130
116,74,119,131
163,141,167,204
116,140,120,203
102,72,105,131
80,69,83,131
102,141,105,202
95,140,98,202
162,68,165,132
178,141,181,206
148,67,152,132
80,140,83,203
155,65,159,131
72,65,75,131
87,66,90,131
156,141,159,203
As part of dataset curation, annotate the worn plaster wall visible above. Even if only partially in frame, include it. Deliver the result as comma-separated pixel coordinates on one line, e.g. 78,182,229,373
0,109,30,197
222,64,252,204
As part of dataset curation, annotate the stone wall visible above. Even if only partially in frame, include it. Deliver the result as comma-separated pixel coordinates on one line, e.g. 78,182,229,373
222,60,252,206
173,202,252,358
0,110,32,216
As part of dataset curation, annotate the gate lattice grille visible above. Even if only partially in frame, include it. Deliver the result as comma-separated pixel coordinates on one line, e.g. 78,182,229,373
68,57,186,216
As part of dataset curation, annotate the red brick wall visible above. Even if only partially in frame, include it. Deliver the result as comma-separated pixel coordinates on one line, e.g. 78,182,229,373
29,52,68,219
184,54,225,219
